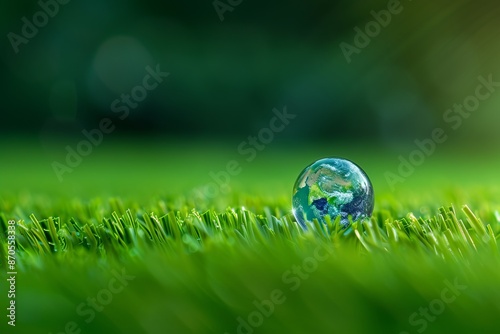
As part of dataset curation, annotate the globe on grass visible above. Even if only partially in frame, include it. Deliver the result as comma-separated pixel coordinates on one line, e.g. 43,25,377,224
292,158,374,228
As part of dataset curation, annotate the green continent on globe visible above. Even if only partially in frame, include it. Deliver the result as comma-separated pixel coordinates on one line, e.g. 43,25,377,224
292,158,374,228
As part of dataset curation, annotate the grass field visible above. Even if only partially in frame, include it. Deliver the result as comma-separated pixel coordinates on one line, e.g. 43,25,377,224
1,140,500,334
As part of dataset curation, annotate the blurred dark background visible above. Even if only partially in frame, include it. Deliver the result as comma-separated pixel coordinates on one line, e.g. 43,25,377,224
1,0,500,148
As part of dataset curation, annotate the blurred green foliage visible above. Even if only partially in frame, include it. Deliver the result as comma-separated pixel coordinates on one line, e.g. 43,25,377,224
1,0,500,147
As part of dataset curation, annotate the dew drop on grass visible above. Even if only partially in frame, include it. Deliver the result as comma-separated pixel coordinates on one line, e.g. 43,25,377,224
292,157,374,229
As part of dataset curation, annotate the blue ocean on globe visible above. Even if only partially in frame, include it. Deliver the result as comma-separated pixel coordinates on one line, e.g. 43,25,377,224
292,158,374,228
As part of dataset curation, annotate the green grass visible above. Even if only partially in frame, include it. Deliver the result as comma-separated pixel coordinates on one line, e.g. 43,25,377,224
1,141,500,334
